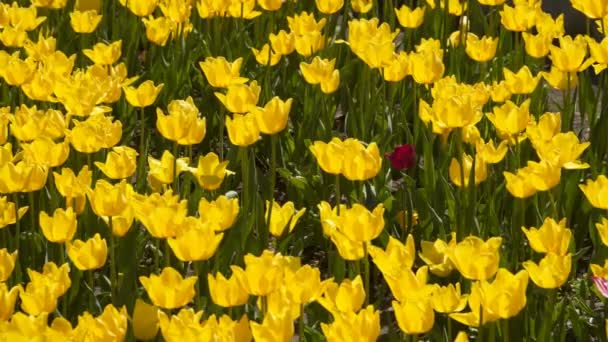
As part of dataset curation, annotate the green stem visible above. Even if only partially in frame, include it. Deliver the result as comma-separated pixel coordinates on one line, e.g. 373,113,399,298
299,304,306,342
137,107,147,192
265,135,278,247
194,261,202,310
88,270,95,313
335,174,341,215
109,217,117,304
362,243,370,305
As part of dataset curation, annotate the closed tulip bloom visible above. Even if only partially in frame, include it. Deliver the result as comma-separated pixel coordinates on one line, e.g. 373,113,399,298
449,154,488,187
101,207,134,237
310,137,344,175
231,252,285,296
70,10,102,33
83,40,122,65
250,313,294,342
369,235,416,277
147,150,191,188
522,32,552,58
393,298,435,335
126,0,159,16
132,299,160,341
95,146,138,179
198,196,239,231
476,139,508,164
67,233,108,271
142,16,174,46
0,160,48,194
0,249,17,282
39,207,77,243
0,196,29,229
266,200,306,237
432,283,468,313
447,236,502,280
419,233,456,277
321,305,380,341
529,111,561,144
523,253,571,289
157,308,205,340
2,54,36,86
395,5,424,29
27,262,71,298
591,260,608,278
257,0,282,10
269,30,295,55
351,0,373,13
140,267,197,309
225,113,260,147
550,35,591,73
168,218,223,262
87,179,131,217
208,272,249,307
586,36,608,73
252,44,282,66
299,56,341,93
0,283,21,321
124,80,164,107
0,27,28,48
503,66,541,95
157,96,206,145
318,276,365,314
255,97,293,135
383,51,411,82
516,160,561,192
535,132,590,169
580,175,608,210
316,0,343,13
215,81,261,114
199,56,248,88
522,217,571,255
595,218,608,247
465,35,498,62
410,50,445,85
283,265,325,304
190,152,232,191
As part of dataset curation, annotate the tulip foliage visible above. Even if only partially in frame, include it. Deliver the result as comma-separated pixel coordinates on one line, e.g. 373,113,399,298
1,0,608,340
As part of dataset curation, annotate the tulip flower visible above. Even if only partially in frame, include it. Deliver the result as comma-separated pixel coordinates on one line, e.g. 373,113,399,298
522,32,552,58
0,249,17,282
385,144,416,170
449,154,488,187
318,276,365,314
522,217,572,255
39,207,77,243
207,272,249,307
591,260,608,278
252,44,282,66
523,253,571,289
66,233,108,271
447,236,502,280
167,218,223,262
95,146,138,179
369,235,416,277
132,299,160,341
156,96,206,145
254,96,293,135
395,5,425,29
321,305,380,341
87,179,131,217
499,3,536,32
250,313,294,342
393,297,435,335
215,81,261,114
265,200,306,237
70,10,102,33
299,57,340,94
26,262,71,297
83,40,122,65
0,283,21,321
450,282,500,327
123,80,164,108
269,30,295,55
125,0,158,16
131,190,188,239
225,113,260,147
419,233,456,277
579,175,608,210
140,267,197,309
596,217,608,247
198,195,240,231
535,132,590,169
142,16,174,46
503,66,541,95
479,269,529,319
199,56,248,88
21,138,70,168
0,196,28,229
431,283,468,313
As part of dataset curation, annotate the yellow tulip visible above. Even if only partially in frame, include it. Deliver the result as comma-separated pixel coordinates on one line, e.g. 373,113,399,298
486,99,531,142
26,262,71,298
0,283,21,321
549,35,591,73
580,175,608,210
523,253,571,289
341,139,382,181
198,195,239,231
69,10,102,33
522,217,571,255
269,30,295,55
596,217,608,247
479,268,529,319
231,255,283,296
265,200,306,237
156,96,206,145
476,139,508,164
542,66,578,91
147,150,191,188
132,190,188,239
225,112,260,147
522,32,552,58
571,0,608,19
591,260,608,278
450,282,500,327
208,272,249,307
0,249,17,282
142,16,174,47
449,154,488,187
0,196,29,229
534,132,590,169
503,65,541,95
318,276,365,314
419,233,456,277
215,81,261,114
394,5,425,29
132,299,160,341
95,146,138,179
465,35,498,62
140,267,197,309
101,207,135,237
383,51,411,82
189,152,232,191
499,3,536,32
125,0,159,16
368,235,416,277
123,80,164,108
68,113,122,153
53,165,92,199
67,233,108,271
252,43,282,66
431,283,468,313
87,179,131,217
299,56,340,94
447,236,502,280
167,218,223,262
19,280,58,315
255,96,293,135
351,0,373,13
199,56,248,88
83,40,122,65
321,305,380,341
526,111,562,144
39,207,77,243
250,313,294,342
393,297,435,335
315,0,344,14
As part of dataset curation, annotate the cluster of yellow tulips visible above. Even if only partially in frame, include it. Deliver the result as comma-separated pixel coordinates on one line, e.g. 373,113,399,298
2,0,608,340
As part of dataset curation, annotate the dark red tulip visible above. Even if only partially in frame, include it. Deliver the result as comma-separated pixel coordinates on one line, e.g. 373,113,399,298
386,144,416,170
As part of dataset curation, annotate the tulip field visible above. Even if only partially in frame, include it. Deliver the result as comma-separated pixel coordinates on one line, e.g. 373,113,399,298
3,0,608,340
